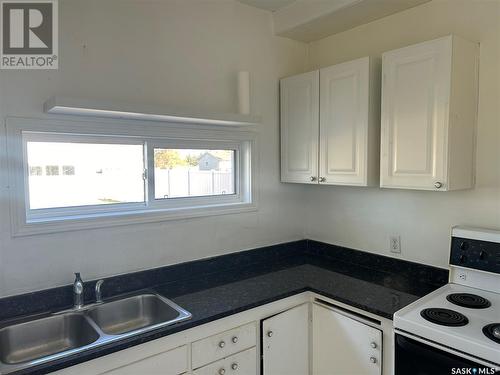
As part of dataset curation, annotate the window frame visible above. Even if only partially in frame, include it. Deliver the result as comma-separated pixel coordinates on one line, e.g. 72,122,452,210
6,116,257,236
148,140,242,208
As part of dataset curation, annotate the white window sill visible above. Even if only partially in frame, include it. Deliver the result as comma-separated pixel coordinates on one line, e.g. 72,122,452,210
13,202,258,237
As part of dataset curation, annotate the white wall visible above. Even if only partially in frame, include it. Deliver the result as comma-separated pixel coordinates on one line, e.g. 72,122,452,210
2,0,498,298
0,0,308,297
305,0,500,268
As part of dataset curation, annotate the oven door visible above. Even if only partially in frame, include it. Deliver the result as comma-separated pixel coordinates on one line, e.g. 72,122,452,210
395,332,500,375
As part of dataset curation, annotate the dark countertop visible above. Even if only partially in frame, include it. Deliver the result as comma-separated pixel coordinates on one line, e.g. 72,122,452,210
1,240,448,375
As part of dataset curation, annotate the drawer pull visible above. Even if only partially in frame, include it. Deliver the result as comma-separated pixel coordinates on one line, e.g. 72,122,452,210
231,363,238,371
218,340,226,348
231,336,238,344
218,368,226,375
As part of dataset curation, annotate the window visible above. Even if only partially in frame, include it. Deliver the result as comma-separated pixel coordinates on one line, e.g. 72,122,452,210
154,148,236,199
26,141,145,210
6,117,256,235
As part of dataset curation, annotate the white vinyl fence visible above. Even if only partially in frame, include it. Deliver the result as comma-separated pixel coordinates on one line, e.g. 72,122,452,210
28,168,234,210
154,168,234,198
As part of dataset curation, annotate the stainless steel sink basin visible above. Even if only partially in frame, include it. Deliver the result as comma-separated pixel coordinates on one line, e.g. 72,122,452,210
87,293,187,335
0,313,99,365
0,292,191,374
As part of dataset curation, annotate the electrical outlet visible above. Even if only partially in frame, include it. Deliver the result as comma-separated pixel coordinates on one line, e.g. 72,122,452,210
390,236,401,254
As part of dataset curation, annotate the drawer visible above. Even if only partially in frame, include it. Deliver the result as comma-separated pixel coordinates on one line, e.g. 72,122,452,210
193,347,257,375
192,322,256,368
102,345,188,375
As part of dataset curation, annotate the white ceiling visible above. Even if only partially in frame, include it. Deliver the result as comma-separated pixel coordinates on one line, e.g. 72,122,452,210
237,0,297,12
245,0,432,42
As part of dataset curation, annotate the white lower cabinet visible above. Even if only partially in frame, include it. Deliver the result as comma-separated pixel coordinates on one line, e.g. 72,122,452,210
99,345,188,375
312,303,382,375
262,303,310,375
50,295,390,375
101,345,188,375
191,322,256,369
192,348,257,375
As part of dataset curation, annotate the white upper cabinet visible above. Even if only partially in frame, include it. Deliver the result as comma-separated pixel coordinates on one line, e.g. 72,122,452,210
380,35,479,191
319,57,380,186
280,57,379,186
280,71,319,184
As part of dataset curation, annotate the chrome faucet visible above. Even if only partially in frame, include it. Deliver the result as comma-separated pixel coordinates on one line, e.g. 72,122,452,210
95,279,104,303
73,272,84,309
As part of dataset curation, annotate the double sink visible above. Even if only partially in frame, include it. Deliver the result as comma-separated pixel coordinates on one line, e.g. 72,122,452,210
0,293,192,373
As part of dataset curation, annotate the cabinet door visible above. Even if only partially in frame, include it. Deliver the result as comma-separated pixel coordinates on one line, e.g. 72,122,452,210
262,303,310,375
319,57,370,186
280,71,319,184
381,37,452,190
312,304,381,375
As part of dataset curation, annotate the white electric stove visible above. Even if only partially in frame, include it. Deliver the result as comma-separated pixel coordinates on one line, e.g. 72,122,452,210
394,226,500,374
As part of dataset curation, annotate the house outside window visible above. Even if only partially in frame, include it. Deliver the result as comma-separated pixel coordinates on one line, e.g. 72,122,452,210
62,166,76,176
45,165,59,176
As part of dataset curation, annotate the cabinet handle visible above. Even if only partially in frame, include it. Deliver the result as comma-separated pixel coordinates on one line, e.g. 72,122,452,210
370,342,377,349
434,182,443,189
370,357,377,364
218,340,226,348
267,330,273,337
231,363,239,370
231,336,238,344
310,176,317,182
319,177,326,183
218,368,226,375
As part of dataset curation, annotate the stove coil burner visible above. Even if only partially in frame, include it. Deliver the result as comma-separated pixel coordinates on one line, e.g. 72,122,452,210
420,308,469,327
446,293,491,309
483,324,500,344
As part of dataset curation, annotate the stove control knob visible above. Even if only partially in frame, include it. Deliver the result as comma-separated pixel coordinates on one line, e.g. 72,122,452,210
370,342,377,349
460,241,469,251
370,357,377,364
459,254,467,264
493,327,500,339
479,250,488,260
